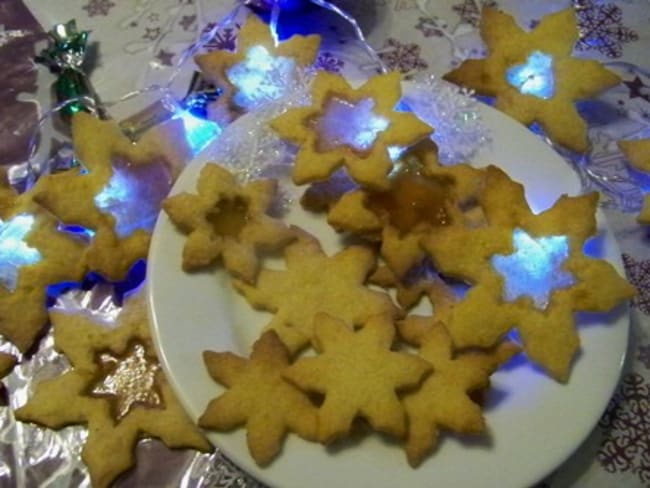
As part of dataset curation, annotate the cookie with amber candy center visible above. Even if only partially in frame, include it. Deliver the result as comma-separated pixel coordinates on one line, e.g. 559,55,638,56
162,162,294,282
444,7,620,153
14,287,211,488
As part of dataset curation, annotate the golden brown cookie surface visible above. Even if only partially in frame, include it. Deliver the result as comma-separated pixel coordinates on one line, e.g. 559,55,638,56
444,7,620,153
284,313,431,443
199,330,318,466
162,162,294,282
15,287,211,488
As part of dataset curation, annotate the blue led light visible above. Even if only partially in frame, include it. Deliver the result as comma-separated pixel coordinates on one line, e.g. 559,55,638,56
492,228,574,309
506,51,555,100
175,109,221,155
95,161,172,239
316,97,390,152
227,45,296,109
0,214,42,292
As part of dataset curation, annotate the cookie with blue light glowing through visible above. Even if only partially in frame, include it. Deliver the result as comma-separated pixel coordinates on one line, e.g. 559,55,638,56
326,141,485,278
284,312,431,443
270,71,434,190
617,138,650,224
194,14,320,122
397,317,519,467
199,330,318,466
232,230,401,353
421,166,635,381
14,286,211,488
31,112,177,282
443,7,621,153
162,162,294,283
0,173,87,353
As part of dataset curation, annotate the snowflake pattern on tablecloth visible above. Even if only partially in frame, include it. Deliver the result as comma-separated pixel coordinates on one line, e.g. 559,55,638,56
155,49,175,66
202,24,239,52
622,253,650,316
142,27,161,41
624,76,650,104
179,15,196,31
414,17,445,38
597,373,650,484
638,344,650,369
574,0,639,58
82,0,116,17
315,52,344,73
452,0,498,27
377,38,428,75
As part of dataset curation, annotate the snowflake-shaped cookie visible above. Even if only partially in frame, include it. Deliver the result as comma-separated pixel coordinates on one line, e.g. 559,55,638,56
31,112,177,281
421,166,635,381
0,173,87,353
327,144,485,277
270,71,433,190
233,232,400,352
15,287,211,488
284,313,431,443
397,317,518,467
195,14,320,120
444,7,621,153
162,163,294,282
199,330,318,466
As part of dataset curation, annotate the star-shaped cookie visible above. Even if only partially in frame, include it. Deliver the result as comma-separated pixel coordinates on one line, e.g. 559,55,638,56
421,166,635,381
199,330,318,466
618,138,650,223
444,7,621,153
0,352,16,379
233,231,400,352
14,287,211,488
31,112,177,281
162,162,294,282
0,173,87,353
327,155,484,277
284,313,431,443
270,71,433,190
397,317,518,466
195,14,320,120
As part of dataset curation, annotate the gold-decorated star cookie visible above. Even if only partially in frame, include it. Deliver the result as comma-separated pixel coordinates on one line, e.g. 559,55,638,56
162,162,294,282
397,317,519,467
618,138,650,223
14,287,211,488
233,231,400,353
270,71,433,190
0,173,87,353
199,330,318,466
444,7,621,153
421,166,635,381
195,14,320,121
284,313,431,443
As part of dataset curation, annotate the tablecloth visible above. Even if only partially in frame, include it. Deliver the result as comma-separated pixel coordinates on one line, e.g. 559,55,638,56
1,0,649,487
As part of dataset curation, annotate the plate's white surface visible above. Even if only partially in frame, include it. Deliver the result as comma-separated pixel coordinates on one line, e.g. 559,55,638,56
147,103,629,488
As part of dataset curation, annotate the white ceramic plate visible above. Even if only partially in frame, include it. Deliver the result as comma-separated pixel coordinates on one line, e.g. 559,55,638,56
147,103,629,488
